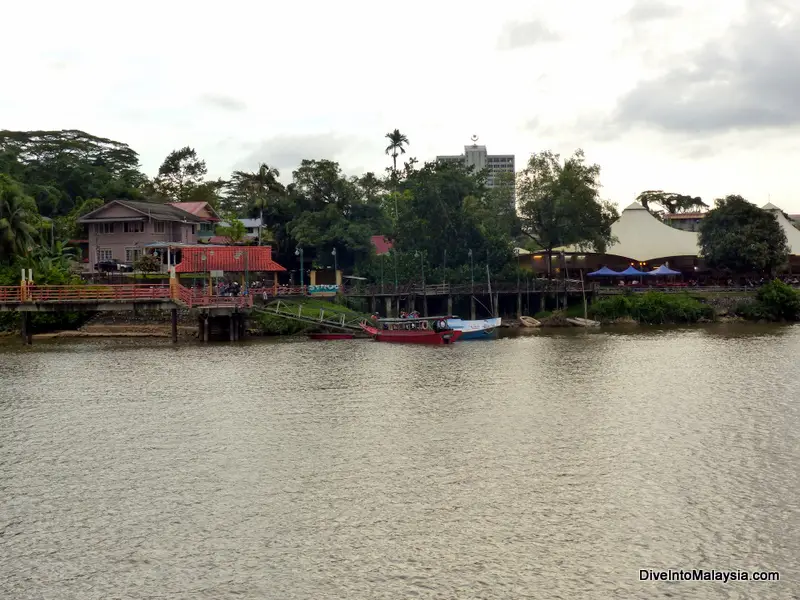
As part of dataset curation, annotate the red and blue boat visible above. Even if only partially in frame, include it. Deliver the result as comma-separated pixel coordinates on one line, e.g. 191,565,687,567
360,316,462,345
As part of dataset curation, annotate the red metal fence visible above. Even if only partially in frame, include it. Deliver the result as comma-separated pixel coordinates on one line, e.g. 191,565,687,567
26,284,172,302
0,286,21,303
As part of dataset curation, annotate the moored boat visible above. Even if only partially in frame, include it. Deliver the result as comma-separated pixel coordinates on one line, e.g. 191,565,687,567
445,317,501,340
360,316,463,345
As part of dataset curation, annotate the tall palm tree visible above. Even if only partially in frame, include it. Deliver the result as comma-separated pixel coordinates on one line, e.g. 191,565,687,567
385,129,409,175
0,174,38,262
229,163,282,245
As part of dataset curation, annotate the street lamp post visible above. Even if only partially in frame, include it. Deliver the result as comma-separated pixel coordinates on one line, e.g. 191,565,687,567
295,247,304,292
415,250,426,316
443,249,447,285
468,249,474,294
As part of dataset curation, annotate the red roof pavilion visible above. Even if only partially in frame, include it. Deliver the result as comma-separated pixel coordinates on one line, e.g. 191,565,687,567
174,246,285,273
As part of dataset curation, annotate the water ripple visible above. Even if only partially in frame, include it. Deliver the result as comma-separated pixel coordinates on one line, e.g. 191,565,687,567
0,327,798,599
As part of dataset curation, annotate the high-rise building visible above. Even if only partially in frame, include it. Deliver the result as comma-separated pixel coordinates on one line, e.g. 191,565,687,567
436,142,515,191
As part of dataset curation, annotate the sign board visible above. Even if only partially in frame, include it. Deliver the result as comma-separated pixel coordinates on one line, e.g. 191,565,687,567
210,270,224,278
308,284,339,297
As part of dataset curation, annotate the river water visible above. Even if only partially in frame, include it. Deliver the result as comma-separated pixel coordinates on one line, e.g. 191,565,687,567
0,326,798,599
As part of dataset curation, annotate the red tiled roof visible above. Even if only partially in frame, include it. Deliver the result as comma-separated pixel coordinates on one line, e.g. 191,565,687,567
371,235,393,255
205,236,235,245
175,246,286,272
170,202,220,221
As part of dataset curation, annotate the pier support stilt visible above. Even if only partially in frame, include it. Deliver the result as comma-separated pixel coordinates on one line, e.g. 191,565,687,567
384,296,393,318
494,293,500,317
20,312,32,345
447,295,453,316
229,316,236,341
516,292,522,319
370,296,377,314
470,296,476,320
171,308,178,343
203,316,210,342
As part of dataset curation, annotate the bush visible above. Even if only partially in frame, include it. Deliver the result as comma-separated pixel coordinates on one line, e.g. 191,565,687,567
134,254,162,273
734,280,800,322
590,292,714,324
755,279,800,321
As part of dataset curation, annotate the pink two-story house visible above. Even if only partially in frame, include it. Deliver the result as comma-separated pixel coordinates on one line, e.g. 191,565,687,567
79,200,209,270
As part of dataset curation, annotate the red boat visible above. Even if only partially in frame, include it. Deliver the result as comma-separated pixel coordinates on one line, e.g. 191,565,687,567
360,316,463,345
308,332,355,340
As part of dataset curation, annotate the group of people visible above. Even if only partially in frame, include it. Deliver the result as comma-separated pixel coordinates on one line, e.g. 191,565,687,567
216,281,242,297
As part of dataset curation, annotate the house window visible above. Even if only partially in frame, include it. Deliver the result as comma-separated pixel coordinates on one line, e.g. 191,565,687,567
191,225,196,234
124,221,144,233
98,223,114,234
125,248,142,263
153,221,166,233
98,249,113,262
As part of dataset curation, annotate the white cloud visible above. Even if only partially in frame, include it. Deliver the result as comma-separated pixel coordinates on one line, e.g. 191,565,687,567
2,0,799,211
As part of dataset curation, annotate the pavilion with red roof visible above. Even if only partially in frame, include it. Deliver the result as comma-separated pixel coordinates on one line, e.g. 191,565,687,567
174,246,285,273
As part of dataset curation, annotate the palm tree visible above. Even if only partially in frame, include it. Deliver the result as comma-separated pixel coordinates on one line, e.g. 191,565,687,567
0,174,38,262
228,163,282,245
385,129,409,175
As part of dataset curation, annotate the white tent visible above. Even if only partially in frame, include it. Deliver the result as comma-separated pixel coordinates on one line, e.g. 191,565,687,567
559,202,701,261
761,203,800,255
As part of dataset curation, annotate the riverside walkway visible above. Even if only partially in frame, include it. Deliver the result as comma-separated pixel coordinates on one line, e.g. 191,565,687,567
0,283,252,344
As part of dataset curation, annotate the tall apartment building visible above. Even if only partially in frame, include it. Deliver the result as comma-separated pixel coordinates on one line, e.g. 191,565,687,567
437,144,516,190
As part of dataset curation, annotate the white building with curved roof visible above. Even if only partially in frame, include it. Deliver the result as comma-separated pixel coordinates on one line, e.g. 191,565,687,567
560,202,701,262
761,203,800,255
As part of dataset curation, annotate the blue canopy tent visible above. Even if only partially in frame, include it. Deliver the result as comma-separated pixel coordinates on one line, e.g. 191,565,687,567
587,266,621,276
646,264,681,276
620,266,646,277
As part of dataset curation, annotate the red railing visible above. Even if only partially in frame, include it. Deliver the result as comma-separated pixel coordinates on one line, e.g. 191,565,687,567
26,284,172,302
190,294,253,308
0,286,21,303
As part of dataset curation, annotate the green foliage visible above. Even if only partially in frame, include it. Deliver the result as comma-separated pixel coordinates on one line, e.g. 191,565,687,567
699,195,789,276
735,280,800,321
517,150,618,265
0,129,145,217
589,292,714,324
134,253,161,273
637,190,707,214
385,129,409,174
216,216,247,244
226,163,283,217
153,147,208,202
0,174,38,262
54,197,104,241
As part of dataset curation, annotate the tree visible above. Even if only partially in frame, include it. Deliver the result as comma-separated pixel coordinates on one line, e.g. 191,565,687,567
226,163,284,234
55,197,104,241
699,195,789,276
638,190,708,214
216,216,247,244
134,253,161,273
153,147,208,202
0,129,146,216
517,150,618,274
0,174,38,262
384,129,409,176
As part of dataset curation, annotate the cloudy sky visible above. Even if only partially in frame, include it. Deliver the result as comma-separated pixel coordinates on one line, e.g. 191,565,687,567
4,0,799,210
